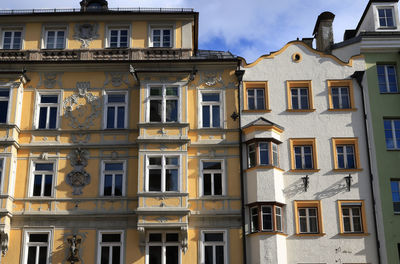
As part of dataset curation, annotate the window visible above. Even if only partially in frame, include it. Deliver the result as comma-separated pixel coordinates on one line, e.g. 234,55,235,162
151,28,172,47
338,201,367,234
294,201,323,235
24,231,52,264
201,231,226,264
2,30,22,49
101,161,125,196
200,92,222,128
286,81,313,111
147,232,180,264
108,28,128,48
328,80,355,110
45,29,66,49
146,156,180,192
148,85,179,123
246,141,279,169
398,243,400,262
98,231,123,264
105,93,127,129
31,163,54,197
377,65,398,93
290,139,318,171
391,180,400,213
201,160,224,196
378,8,395,28
36,94,59,129
384,119,400,149
0,89,9,123
249,203,284,234
332,138,361,170
243,82,269,111
0,158,3,193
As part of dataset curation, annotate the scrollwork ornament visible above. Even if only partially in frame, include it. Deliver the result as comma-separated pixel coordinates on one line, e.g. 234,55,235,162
73,23,99,48
66,148,90,195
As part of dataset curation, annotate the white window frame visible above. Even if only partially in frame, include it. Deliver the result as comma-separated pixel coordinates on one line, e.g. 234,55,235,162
0,88,10,124
97,230,124,264
341,205,363,233
275,206,283,232
103,91,128,129
149,26,173,48
146,84,181,123
1,29,23,49
377,64,398,93
247,88,265,110
34,91,62,130
294,145,313,169
261,205,273,231
105,25,130,48
0,158,4,194
145,155,181,193
377,6,396,28
42,25,67,49
100,160,126,197
145,231,181,264
331,86,350,109
28,160,57,198
298,207,319,234
336,144,356,169
384,119,400,149
199,230,228,264
22,229,53,264
199,159,225,197
250,206,259,233
291,87,309,110
198,90,224,129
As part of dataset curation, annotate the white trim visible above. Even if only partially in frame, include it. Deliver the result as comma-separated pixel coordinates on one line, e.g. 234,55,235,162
199,159,225,197
145,231,181,264
33,90,62,130
105,24,131,48
377,64,398,93
331,86,350,109
198,90,224,129
148,24,174,48
0,87,11,124
103,90,128,129
0,157,4,195
28,160,58,198
375,5,397,29
100,160,126,197
96,230,125,264
291,87,309,110
294,145,313,169
199,230,228,264
0,24,25,49
41,24,68,49
145,154,181,193
22,229,53,264
146,83,181,123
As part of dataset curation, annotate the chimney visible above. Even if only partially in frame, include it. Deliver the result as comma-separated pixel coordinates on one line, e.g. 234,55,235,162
313,12,335,53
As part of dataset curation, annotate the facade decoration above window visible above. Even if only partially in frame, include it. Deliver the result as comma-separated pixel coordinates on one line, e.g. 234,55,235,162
73,23,99,48
66,148,90,195
37,72,63,89
66,235,81,263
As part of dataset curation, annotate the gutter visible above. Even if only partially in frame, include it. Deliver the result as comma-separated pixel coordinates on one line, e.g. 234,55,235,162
351,71,382,264
235,67,246,264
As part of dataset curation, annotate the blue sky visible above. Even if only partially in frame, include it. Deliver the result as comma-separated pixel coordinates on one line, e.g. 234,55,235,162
2,0,371,62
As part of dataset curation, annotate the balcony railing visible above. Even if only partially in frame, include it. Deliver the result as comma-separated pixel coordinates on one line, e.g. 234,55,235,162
0,48,192,61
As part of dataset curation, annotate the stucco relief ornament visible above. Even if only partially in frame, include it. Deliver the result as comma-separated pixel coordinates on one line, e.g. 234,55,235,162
37,72,63,89
63,82,101,130
66,235,81,264
200,71,223,87
66,148,90,195
73,23,99,48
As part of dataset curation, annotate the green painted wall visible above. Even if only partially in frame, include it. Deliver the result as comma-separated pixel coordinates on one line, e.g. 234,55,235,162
365,52,400,263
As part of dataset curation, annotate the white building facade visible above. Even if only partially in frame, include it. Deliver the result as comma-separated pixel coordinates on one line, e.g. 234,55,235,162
239,41,380,263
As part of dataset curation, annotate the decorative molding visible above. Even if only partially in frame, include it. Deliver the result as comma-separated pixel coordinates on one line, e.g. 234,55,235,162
63,231,87,264
37,72,63,89
71,133,91,144
156,216,169,223
40,152,49,160
63,82,101,130
199,71,223,87
181,226,188,254
104,72,129,87
66,149,91,195
138,227,145,253
73,23,99,49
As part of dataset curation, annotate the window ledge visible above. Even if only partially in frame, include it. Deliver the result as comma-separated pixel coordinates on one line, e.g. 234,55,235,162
138,192,189,197
245,165,284,173
137,122,190,128
379,92,400,94
328,108,357,112
242,109,272,113
286,109,316,112
378,26,397,30
289,169,320,173
295,233,325,237
339,232,370,237
248,231,287,237
333,168,363,172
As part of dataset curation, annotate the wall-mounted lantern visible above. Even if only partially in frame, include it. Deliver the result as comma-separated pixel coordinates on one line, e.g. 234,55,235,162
301,175,309,192
344,174,352,192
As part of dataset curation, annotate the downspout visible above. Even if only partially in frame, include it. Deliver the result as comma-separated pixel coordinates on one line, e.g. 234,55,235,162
351,71,381,264
235,67,246,264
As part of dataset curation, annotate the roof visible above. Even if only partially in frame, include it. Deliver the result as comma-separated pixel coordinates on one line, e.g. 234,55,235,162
242,117,284,131
195,50,236,59
313,11,335,36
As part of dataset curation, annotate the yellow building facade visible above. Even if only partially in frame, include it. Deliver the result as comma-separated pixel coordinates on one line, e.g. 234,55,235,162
0,1,243,263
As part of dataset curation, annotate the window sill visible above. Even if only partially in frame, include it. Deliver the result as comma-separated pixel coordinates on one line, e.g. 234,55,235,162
248,231,287,237
339,232,369,237
328,108,358,112
286,109,316,112
138,192,189,197
105,47,129,49
377,26,397,30
333,168,363,172
35,128,60,131
245,165,284,173
379,92,400,94
295,233,325,237
137,122,189,128
289,169,320,173
242,109,272,113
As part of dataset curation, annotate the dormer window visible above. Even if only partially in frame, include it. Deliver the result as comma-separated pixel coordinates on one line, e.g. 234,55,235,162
378,7,395,28
150,27,172,48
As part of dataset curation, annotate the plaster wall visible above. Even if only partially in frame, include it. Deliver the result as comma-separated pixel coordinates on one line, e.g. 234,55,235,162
332,42,361,62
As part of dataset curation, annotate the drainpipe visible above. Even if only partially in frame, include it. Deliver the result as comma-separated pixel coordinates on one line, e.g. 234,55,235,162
235,67,246,264
351,71,381,264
